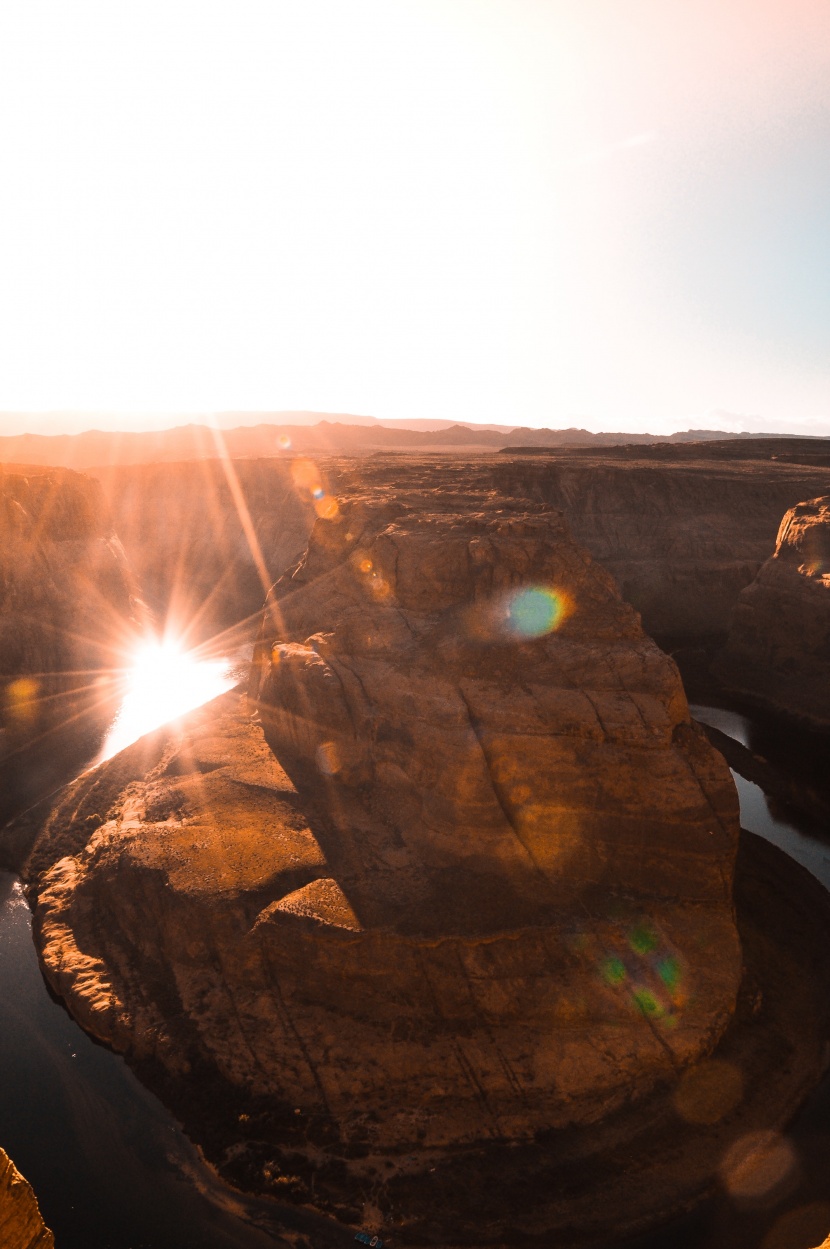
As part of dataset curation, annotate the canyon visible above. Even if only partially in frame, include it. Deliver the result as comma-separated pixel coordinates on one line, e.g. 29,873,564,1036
714,495,830,729
0,465,143,824
4,438,830,1245
91,445,830,642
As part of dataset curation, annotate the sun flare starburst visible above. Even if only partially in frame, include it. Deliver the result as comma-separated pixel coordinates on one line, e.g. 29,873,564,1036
99,639,235,762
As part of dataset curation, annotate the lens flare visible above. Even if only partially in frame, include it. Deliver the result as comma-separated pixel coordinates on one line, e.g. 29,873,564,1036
4,677,39,724
291,457,323,494
674,1059,744,1125
595,920,687,1026
99,638,235,762
506,587,565,638
720,1130,797,1202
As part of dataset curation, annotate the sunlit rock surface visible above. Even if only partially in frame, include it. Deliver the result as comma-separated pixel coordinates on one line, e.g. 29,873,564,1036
714,496,830,726
0,1148,54,1249
0,464,141,762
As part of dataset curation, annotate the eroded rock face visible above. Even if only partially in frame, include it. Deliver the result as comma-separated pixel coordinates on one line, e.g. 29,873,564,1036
0,1149,54,1249
713,496,830,726
90,451,830,642
248,504,741,1137
23,500,741,1213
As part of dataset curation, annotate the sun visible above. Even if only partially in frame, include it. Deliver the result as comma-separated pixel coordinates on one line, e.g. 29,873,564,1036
99,638,235,762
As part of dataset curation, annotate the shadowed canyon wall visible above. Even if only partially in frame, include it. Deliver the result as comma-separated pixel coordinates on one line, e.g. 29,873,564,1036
0,466,142,812
714,495,830,727
93,451,830,644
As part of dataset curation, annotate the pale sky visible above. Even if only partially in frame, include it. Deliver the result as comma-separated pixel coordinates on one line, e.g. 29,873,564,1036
1,0,829,435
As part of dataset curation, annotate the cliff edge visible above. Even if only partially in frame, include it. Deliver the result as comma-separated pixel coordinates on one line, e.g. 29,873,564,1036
713,496,830,727
0,1149,54,1249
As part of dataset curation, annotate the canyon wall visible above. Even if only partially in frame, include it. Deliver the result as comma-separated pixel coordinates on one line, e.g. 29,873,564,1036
93,459,315,638
0,465,142,803
92,452,830,645
713,496,830,727
0,1149,54,1249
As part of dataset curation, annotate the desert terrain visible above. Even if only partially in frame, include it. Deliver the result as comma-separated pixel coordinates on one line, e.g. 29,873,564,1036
1,432,829,1248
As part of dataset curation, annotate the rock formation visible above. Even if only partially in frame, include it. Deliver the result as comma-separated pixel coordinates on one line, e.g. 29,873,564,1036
713,496,830,727
0,1149,54,1249
24,498,741,1189
90,449,830,643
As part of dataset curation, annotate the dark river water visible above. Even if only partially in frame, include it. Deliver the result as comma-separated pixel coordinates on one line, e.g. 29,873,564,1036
0,698,828,1249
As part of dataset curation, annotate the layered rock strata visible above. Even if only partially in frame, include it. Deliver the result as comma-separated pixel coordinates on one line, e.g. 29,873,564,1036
713,496,830,727
25,501,741,1184
0,1149,54,1249
91,451,830,642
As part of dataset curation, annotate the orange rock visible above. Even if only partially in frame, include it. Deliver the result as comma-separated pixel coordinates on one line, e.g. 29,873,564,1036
25,499,741,1169
714,495,830,726
0,1149,54,1249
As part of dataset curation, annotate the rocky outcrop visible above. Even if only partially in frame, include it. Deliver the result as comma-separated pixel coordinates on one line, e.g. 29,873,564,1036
0,1149,54,1249
25,500,741,1175
91,451,830,644
713,496,830,727
0,465,142,827
521,457,830,639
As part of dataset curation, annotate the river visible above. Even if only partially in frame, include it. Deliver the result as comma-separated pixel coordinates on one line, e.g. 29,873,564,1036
1,696,828,1249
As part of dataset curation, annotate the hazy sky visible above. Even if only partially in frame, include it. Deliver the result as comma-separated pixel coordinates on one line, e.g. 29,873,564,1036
1,0,829,435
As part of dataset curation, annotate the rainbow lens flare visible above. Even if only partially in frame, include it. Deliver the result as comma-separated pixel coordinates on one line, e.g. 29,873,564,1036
506,587,563,638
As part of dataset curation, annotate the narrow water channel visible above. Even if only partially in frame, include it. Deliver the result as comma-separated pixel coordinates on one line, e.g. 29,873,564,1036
0,698,828,1248
690,704,830,892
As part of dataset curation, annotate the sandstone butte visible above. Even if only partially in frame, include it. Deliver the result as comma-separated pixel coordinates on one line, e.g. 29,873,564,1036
0,1149,54,1249
23,495,744,1219
714,495,830,728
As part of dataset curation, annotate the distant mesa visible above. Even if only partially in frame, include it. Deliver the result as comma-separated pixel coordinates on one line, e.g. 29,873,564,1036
0,412,807,471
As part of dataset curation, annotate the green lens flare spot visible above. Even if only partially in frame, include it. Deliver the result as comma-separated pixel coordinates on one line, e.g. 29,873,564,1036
602,957,627,986
632,988,664,1018
507,588,561,638
629,925,659,955
657,957,681,990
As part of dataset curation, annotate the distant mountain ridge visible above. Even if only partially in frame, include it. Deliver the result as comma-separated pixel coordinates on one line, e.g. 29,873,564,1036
0,417,790,471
